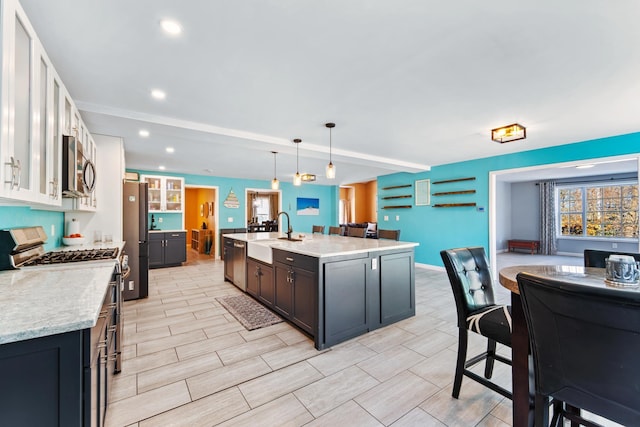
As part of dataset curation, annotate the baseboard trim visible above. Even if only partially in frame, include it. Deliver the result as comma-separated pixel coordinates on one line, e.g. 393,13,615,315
415,262,445,272
555,251,582,258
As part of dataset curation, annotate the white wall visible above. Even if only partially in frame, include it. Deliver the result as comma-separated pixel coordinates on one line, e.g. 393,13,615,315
510,182,540,240
64,134,125,242
495,180,511,251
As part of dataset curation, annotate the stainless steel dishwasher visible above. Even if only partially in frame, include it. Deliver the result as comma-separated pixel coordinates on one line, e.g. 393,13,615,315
233,241,247,291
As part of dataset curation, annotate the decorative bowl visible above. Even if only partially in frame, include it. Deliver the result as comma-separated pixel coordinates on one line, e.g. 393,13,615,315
62,236,86,246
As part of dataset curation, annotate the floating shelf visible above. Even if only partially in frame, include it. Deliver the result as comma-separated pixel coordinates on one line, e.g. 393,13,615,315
433,203,477,208
381,205,412,209
432,177,476,185
382,195,413,200
382,184,412,190
432,190,476,196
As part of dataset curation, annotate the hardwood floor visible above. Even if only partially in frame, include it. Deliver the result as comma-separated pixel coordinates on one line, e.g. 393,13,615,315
107,248,610,426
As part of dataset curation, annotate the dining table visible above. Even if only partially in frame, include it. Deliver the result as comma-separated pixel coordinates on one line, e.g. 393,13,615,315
498,264,609,427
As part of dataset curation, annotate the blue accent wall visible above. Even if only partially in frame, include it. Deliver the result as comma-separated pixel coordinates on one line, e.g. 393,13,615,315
1,131,636,259
129,170,339,233
0,207,64,250
379,132,640,267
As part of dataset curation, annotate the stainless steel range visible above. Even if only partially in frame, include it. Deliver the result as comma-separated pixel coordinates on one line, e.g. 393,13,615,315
21,247,120,266
0,225,125,418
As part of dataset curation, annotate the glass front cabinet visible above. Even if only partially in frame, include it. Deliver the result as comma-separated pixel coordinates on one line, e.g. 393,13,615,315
0,0,97,209
0,0,64,205
141,175,184,213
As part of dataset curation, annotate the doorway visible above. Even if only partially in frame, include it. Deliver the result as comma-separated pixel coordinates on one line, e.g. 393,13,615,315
245,188,281,230
489,155,640,279
185,185,218,257
340,180,377,224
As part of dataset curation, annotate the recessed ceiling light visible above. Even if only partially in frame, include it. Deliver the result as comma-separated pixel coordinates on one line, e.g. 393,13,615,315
158,165,166,170
166,147,175,153
160,19,182,35
139,129,150,137
576,164,595,169
151,89,166,100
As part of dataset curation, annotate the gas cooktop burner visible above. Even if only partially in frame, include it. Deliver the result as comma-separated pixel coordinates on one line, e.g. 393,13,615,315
22,247,119,267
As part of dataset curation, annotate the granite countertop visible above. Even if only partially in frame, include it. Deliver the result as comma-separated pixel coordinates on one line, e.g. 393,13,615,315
225,232,418,258
0,260,118,344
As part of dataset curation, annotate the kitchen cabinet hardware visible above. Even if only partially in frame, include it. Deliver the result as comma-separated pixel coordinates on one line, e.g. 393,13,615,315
432,177,476,185
4,157,20,188
286,257,294,262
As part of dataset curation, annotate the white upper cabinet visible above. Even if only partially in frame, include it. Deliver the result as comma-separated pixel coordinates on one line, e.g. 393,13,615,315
141,175,184,213
0,0,95,209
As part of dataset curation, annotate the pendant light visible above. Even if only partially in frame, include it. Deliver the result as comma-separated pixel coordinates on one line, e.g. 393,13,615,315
271,151,279,189
325,122,336,179
293,138,302,186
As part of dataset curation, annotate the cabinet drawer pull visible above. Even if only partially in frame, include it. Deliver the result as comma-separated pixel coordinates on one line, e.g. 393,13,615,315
286,257,294,262
171,233,180,237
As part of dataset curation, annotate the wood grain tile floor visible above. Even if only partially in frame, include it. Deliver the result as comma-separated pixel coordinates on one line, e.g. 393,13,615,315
105,251,514,426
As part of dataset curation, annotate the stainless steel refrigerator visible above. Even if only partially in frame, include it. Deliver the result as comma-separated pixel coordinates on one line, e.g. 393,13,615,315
122,181,149,300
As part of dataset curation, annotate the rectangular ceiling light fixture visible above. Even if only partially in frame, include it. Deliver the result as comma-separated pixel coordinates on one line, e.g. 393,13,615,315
301,173,316,182
491,123,526,143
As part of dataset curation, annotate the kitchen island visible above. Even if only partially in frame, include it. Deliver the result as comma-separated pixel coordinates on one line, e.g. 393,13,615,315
223,232,418,350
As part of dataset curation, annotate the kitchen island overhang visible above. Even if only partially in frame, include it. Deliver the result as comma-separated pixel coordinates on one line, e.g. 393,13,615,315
223,233,418,350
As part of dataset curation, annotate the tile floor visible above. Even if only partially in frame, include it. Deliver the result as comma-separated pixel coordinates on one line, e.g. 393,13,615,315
104,251,561,427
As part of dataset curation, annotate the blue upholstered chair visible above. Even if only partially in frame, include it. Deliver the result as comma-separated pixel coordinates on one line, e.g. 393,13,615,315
440,247,512,399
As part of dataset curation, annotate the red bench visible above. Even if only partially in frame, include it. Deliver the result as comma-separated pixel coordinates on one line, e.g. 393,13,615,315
508,239,540,254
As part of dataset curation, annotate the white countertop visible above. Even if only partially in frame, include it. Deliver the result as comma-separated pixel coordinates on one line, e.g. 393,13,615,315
148,229,186,233
224,232,418,259
0,260,118,344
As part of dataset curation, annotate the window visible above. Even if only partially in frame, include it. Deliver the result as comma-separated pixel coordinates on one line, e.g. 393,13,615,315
254,195,271,223
558,182,639,238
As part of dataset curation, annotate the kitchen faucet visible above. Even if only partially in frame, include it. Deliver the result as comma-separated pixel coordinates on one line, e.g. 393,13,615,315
277,211,293,240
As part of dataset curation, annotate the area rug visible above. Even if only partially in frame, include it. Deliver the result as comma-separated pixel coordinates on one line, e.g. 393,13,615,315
216,294,283,331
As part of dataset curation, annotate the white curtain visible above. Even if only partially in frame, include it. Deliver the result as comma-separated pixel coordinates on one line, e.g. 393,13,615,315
539,180,557,255
340,198,351,224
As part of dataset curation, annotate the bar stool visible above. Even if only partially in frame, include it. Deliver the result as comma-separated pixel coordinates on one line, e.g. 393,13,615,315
328,226,342,236
440,247,512,399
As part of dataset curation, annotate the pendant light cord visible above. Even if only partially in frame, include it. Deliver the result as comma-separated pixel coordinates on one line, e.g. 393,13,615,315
329,127,332,163
272,151,277,177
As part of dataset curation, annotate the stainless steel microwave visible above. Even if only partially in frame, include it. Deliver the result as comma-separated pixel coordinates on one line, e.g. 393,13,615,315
62,135,96,197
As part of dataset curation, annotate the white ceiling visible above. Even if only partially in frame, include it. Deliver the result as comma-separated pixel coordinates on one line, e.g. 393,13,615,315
20,0,640,185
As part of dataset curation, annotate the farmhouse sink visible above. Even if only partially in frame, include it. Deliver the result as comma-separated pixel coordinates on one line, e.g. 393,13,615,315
247,241,276,264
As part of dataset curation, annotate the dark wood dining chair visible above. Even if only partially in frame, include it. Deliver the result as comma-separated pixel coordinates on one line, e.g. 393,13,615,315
517,272,640,427
583,249,640,268
312,225,325,234
440,247,512,400
328,226,342,236
377,229,400,240
347,227,366,238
